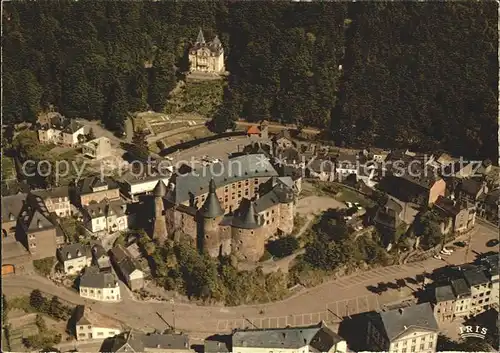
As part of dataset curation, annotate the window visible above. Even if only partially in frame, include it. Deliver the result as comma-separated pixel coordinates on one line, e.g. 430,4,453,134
402,349,406,353
412,339,416,344
479,299,483,304
479,293,484,297
411,346,415,352
78,333,86,337
486,291,491,295
428,342,433,349
403,341,407,346
80,326,84,330
109,332,115,335
420,344,424,350
394,343,399,348
88,326,91,329
97,332,104,336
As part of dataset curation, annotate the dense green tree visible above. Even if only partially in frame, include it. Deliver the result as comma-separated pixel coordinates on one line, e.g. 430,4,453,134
29,290,45,311
266,236,299,258
2,294,8,322
103,79,127,134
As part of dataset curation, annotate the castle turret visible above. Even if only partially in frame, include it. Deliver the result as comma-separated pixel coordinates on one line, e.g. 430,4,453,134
231,199,265,262
199,179,224,257
152,180,168,242
199,179,224,218
196,28,205,44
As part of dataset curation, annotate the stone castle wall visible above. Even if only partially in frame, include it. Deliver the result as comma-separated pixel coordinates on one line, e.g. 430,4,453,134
231,226,265,262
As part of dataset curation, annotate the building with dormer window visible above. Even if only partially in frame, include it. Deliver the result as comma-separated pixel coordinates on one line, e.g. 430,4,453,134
188,29,225,74
57,243,91,275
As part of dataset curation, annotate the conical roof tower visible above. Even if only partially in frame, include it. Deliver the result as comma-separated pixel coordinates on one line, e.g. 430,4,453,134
153,180,167,198
196,28,205,44
199,179,224,218
232,198,261,229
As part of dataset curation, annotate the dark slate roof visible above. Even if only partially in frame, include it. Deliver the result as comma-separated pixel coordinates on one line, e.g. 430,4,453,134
80,267,118,288
254,181,295,214
232,322,343,350
112,331,190,352
481,254,499,278
199,179,224,218
153,180,167,197
57,243,87,261
190,29,223,55
460,178,485,197
40,114,83,134
111,245,141,277
276,147,300,164
78,176,119,195
463,267,490,286
1,193,27,222
484,189,500,206
374,303,438,341
451,278,471,297
91,243,108,259
434,196,462,216
232,198,261,229
435,285,456,302
84,200,126,219
166,154,278,204
204,334,232,353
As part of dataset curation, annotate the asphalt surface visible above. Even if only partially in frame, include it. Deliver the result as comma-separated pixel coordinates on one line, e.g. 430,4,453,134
4,222,497,339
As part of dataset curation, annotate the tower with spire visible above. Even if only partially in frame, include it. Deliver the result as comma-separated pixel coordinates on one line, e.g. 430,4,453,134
188,28,225,74
231,198,265,262
152,180,168,242
198,179,225,257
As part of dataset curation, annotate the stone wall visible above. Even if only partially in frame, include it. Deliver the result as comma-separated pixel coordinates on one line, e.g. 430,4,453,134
231,226,265,262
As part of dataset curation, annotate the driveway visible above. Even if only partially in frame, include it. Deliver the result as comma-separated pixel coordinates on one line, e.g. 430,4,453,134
295,196,347,216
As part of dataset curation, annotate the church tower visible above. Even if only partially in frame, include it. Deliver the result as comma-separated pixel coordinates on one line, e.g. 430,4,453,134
198,178,224,257
152,180,168,242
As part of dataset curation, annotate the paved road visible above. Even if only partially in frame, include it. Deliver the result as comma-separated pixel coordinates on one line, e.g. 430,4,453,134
4,223,496,337
169,136,270,165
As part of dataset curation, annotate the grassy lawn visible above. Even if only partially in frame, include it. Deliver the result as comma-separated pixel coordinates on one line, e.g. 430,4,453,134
8,296,35,313
166,80,224,118
33,257,55,276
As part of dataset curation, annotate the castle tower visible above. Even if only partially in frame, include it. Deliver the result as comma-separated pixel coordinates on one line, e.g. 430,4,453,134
231,198,265,262
152,180,168,242
198,179,225,257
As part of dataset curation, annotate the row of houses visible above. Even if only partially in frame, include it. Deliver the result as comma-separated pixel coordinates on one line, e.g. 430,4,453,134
56,240,145,302
71,301,446,353
433,254,499,322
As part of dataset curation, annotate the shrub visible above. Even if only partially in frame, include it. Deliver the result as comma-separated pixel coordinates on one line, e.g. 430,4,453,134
33,257,55,276
266,236,300,258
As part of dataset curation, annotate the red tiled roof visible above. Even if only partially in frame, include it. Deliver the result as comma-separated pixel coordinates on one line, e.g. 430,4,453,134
246,125,261,135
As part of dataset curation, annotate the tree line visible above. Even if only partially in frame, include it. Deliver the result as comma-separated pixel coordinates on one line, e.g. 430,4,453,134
3,1,497,159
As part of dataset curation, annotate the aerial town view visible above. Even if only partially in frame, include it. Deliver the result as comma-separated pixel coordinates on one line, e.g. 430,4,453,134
1,1,499,353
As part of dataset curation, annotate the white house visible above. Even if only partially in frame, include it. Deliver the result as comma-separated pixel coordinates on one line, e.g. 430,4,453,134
335,154,359,182
232,322,348,353
121,170,171,201
83,200,128,234
74,305,121,341
79,267,121,302
37,113,85,147
56,243,91,275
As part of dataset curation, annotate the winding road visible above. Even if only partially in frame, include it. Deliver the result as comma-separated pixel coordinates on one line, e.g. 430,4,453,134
3,222,497,337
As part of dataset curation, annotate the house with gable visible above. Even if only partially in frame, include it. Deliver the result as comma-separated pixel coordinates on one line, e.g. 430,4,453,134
109,330,191,353
231,321,347,353
366,303,439,353
110,244,144,291
57,243,91,275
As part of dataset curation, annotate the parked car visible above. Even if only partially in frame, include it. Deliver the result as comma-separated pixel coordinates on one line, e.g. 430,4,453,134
354,202,363,210
454,241,467,247
433,255,442,260
443,247,454,253
440,250,450,255
346,202,353,208
165,156,173,161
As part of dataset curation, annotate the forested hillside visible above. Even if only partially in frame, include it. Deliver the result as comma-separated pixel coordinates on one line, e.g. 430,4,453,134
3,1,497,159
